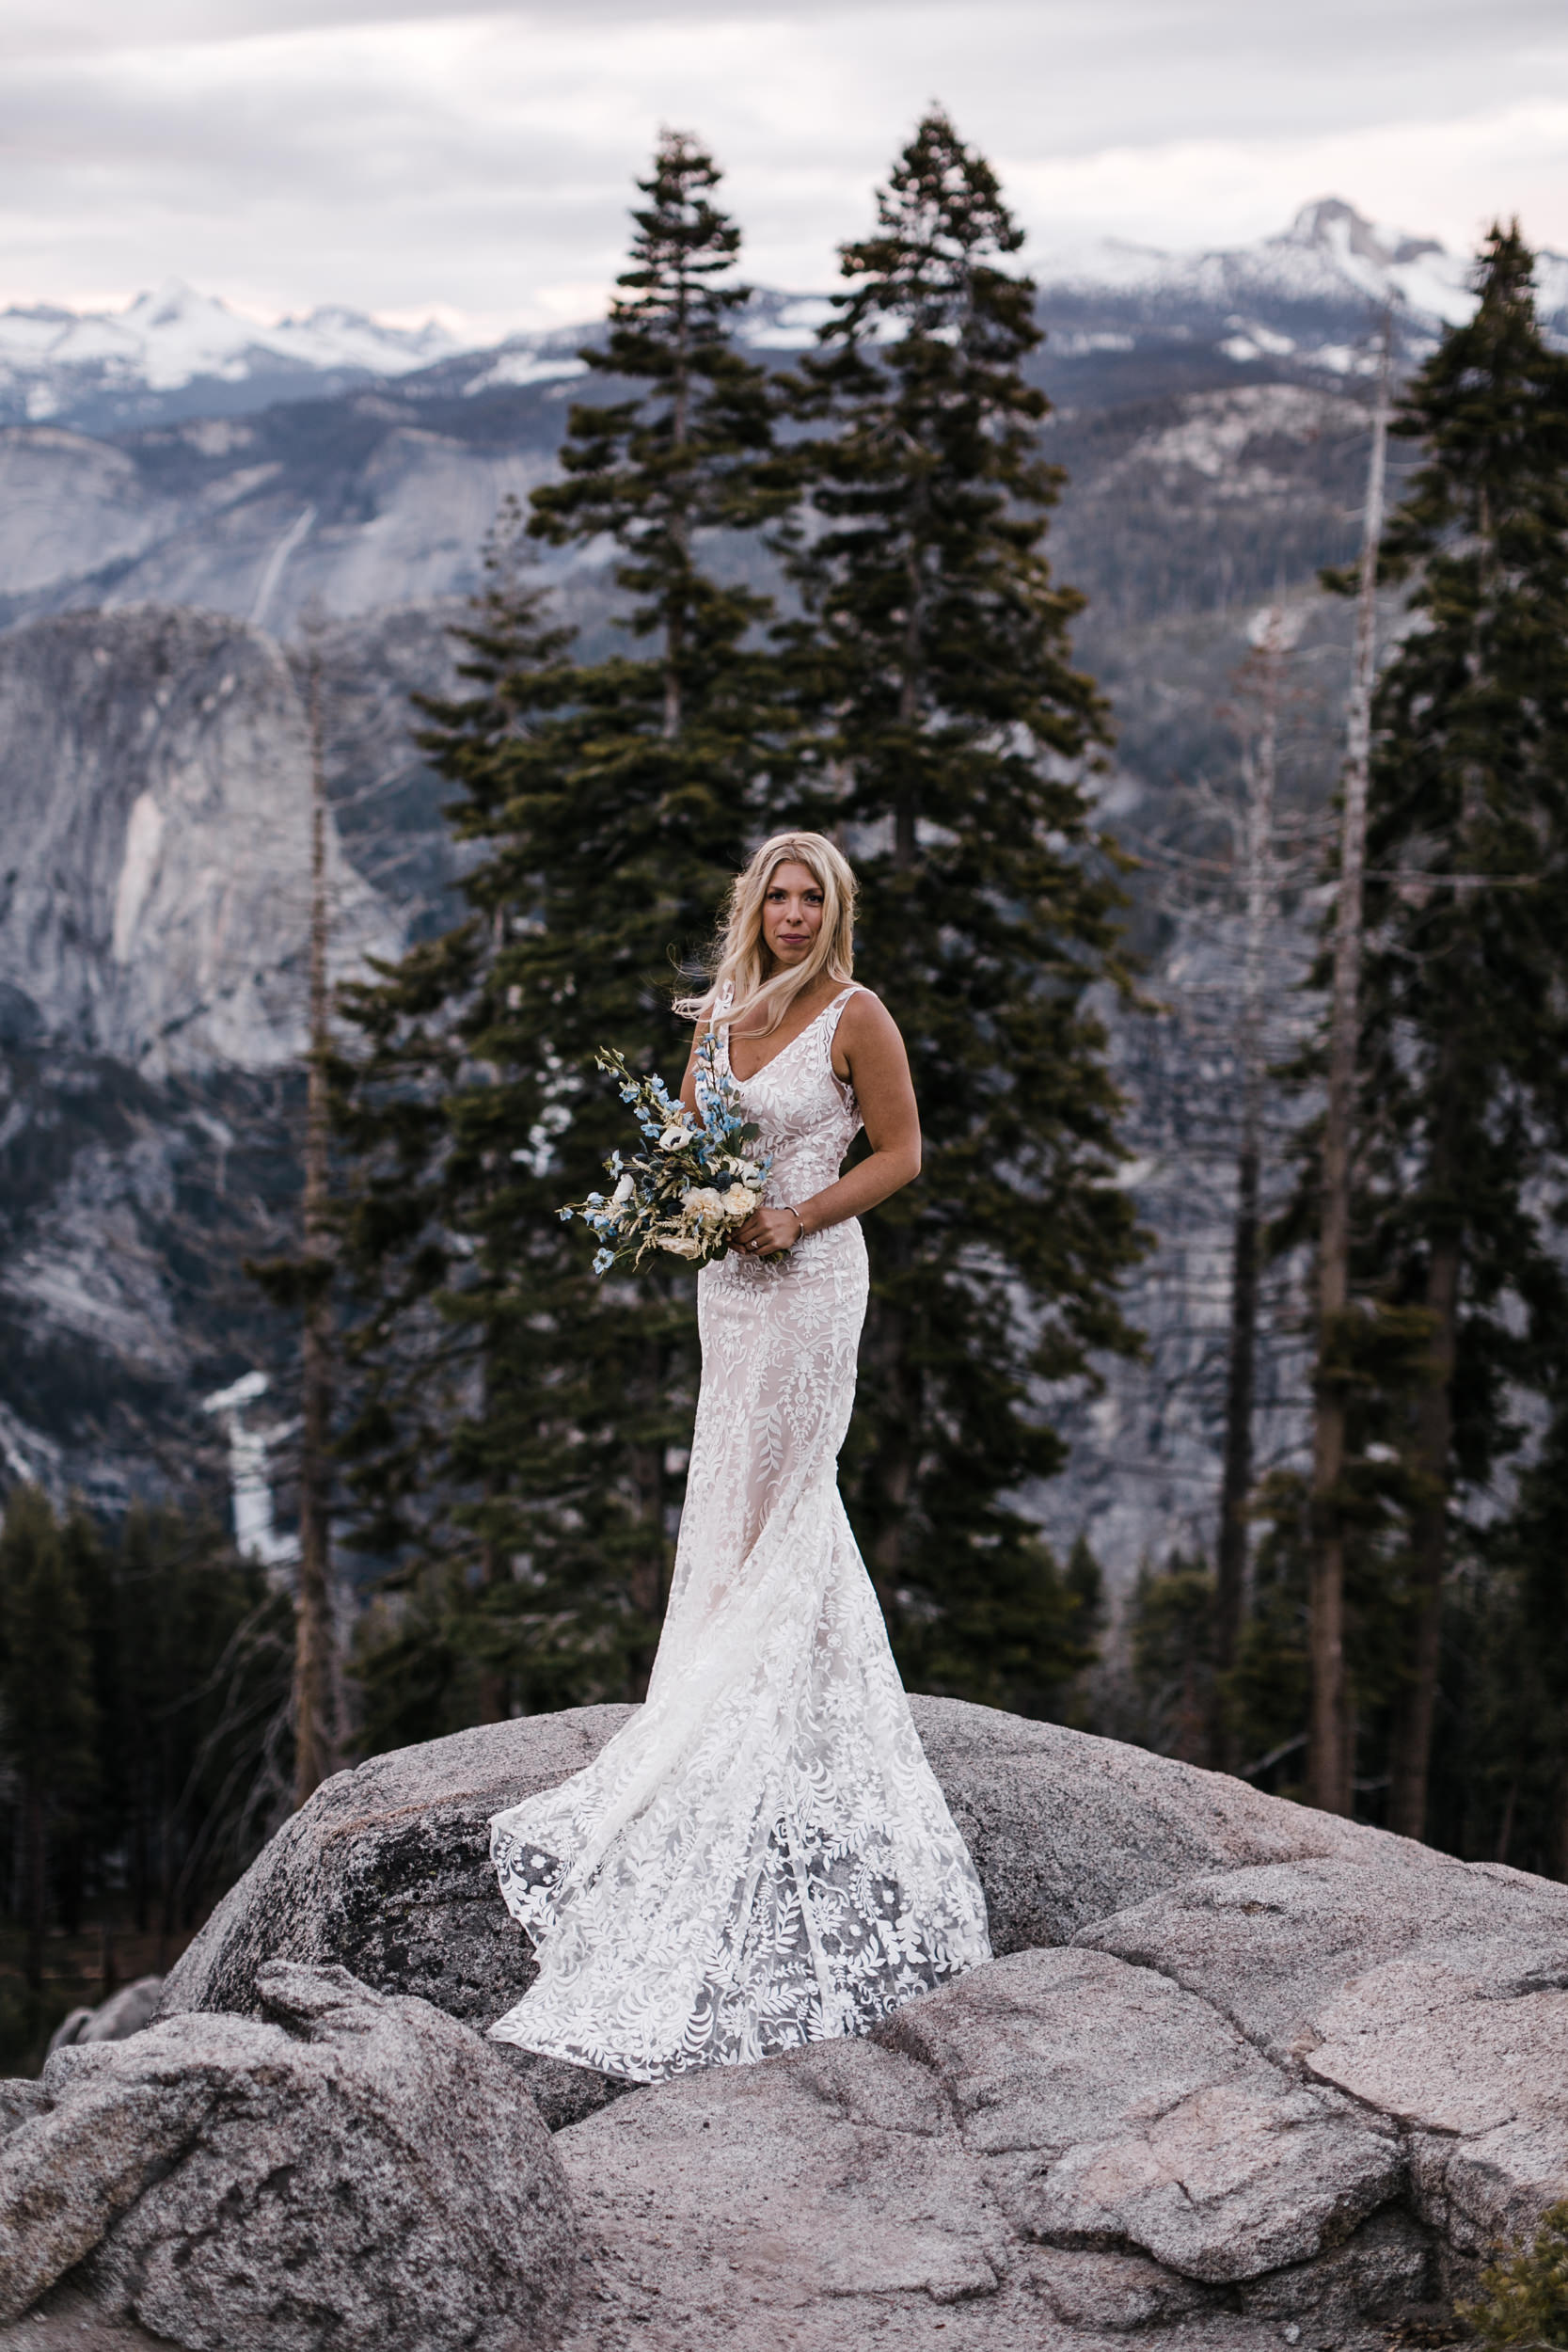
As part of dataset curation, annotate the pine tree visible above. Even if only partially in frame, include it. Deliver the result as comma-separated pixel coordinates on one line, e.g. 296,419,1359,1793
1130,1552,1214,1763
337,132,784,1733
1306,337,1392,1816
0,1486,96,1988
529,127,783,738
778,109,1143,1708
1438,1391,1568,1876
1462,2201,1568,2349
106,1502,293,1947
1326,225,1568,1839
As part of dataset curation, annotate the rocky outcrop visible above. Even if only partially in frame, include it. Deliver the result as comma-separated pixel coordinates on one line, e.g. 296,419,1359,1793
156,1693,1388,2127
554,1954,1429,2351
1082,1853,1568,2251
45,1979,163,2059
7,1696,1566,2350
2,1963,577,2350
160,1695,1382,2022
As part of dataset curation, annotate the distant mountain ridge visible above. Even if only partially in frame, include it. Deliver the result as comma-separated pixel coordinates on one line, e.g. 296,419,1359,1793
0,279,469,431
7,200,1564,433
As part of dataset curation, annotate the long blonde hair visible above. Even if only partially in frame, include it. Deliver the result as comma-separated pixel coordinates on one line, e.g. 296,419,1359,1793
679,831,857,1037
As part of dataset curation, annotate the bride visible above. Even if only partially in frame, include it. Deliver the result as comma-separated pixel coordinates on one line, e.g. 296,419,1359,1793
488,831,992,2082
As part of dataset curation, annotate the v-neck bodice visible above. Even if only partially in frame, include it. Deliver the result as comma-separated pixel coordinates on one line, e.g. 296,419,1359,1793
718,985,864,1216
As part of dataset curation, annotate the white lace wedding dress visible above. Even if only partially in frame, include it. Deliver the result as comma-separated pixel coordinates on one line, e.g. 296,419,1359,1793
488,984,992,2081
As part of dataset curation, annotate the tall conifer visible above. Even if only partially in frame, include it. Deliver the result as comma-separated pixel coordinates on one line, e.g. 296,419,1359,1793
0,1486,96,1987
338,133,782,1732
779,111,1143,1708
1326,225,1568,1836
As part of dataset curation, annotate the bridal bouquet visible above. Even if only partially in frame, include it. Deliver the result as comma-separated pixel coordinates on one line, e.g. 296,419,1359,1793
560,1036,771,1275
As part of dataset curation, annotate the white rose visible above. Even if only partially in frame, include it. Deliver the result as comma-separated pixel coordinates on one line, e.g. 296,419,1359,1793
657,1232,704,1258
681,1186,727,1222
721,1184,758,1217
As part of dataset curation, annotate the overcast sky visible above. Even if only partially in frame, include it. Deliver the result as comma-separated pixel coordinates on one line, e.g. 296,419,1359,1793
2,0,1565,330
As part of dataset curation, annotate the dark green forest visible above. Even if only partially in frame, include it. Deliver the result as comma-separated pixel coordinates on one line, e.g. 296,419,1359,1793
5,119,1568,2066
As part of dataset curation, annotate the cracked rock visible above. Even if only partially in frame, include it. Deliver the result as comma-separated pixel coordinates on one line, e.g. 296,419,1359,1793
1079,1852,1568,2249
555,2031,1015,2349
550,1947,1409,2350
878,1947,1401,2282
2,1963,578,2352
1304,1936,1568,2250
1077,1851,1568,2066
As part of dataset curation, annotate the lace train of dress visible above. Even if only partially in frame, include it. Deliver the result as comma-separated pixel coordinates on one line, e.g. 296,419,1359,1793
488,985,992,2081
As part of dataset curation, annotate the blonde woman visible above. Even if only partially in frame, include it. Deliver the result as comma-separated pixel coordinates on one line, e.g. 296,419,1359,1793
488,833,992,2083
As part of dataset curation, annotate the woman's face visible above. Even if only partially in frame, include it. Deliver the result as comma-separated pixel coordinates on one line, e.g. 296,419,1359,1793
761,860,825,968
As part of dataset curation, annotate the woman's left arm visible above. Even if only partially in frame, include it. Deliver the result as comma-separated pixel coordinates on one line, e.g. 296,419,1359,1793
734,993,921,1257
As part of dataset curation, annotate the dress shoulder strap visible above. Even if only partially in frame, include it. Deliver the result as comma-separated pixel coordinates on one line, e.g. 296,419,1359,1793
822,982,862,1036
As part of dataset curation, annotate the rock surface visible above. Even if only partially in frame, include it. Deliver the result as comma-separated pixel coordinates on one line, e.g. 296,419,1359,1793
159,1693,1396,2134
161,1706,630,2025
550,1952,1427,2352
45,1980,163,2060
12,1696,1567,2349
1,1964,577,2351
161,1694,1382,2017
1082,1852,1568,2253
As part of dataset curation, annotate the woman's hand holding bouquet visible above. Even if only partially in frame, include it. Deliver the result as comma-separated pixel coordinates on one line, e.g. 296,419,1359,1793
559,1037,775,1274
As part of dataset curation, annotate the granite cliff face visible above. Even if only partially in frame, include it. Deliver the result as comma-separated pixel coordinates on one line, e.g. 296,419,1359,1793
0,605,421,1502
0,605,398,1076
3,1698,1563,2350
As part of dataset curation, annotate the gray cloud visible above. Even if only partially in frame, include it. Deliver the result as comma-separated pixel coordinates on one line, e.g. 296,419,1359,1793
0,3,1561,324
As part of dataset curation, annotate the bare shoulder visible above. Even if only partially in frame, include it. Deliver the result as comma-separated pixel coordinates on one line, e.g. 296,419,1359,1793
833,985,909,1076
839,986,902,1044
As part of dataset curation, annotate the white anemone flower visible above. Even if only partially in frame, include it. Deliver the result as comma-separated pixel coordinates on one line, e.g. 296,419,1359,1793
658,1124,689,1151
611,1173,636,1205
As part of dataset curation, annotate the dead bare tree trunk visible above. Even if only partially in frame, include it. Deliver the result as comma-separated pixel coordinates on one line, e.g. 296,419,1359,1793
293,629,341,1807
662,270,690,742
1212,607,1289,1767
1307,333,1391,1818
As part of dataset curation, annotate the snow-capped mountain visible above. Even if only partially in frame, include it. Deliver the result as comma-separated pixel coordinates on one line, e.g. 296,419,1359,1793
0,280,470,431
1036,200,1474,321
1024,199,1568,379
6,201,1563,436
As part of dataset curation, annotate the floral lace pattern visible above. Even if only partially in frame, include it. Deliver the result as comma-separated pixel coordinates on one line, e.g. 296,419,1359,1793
488,986,992,2082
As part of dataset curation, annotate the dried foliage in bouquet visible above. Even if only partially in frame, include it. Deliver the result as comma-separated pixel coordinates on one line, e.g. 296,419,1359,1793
560,1036,773,1272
